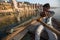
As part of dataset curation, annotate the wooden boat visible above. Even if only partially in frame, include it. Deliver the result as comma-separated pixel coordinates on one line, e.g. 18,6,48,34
0,0,60,40
1,17,59,40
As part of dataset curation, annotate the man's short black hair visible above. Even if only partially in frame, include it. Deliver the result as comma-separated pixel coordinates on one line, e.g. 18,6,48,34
43,3,50,8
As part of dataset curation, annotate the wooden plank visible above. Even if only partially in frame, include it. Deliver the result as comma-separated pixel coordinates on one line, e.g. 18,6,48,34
3,19,34,40
0,10,14,13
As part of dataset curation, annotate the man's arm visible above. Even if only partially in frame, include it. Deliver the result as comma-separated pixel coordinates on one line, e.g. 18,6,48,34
40,11,55,25
46,11,55,25
40,12,46,17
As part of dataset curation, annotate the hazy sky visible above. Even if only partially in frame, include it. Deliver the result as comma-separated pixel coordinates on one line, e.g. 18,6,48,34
16,0,60,7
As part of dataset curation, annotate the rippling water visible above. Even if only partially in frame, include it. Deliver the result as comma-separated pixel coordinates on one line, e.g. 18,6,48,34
51,8,60,21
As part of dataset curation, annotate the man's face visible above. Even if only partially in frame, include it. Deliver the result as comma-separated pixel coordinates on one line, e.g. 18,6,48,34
43,7,50,11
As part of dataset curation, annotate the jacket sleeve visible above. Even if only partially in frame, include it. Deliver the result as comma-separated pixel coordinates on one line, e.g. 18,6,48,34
46,11,55,26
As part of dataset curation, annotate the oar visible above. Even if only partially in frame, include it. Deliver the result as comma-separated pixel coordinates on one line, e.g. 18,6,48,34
36,18,60,36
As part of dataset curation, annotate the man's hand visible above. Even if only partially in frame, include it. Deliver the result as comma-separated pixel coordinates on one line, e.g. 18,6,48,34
40,12,46,17
45,12,50,17
40,11,51,17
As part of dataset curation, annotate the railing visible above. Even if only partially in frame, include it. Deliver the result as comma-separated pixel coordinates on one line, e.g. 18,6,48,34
0,8,39,29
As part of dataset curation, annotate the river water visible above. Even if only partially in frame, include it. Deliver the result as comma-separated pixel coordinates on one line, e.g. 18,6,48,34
51,8,60,22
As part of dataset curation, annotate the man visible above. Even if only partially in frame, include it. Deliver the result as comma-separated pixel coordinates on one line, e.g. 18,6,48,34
35,3,58,40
